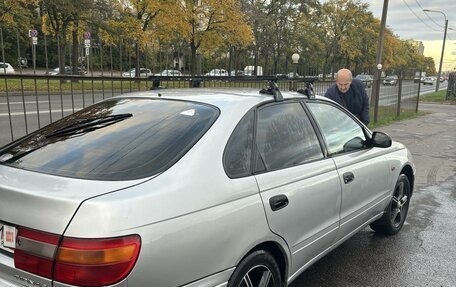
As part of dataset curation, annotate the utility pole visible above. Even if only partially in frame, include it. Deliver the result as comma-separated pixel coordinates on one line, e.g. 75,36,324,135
421,10,448,92
372,0,389,123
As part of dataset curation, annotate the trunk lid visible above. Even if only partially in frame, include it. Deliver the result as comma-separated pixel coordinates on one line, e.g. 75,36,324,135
0,165,145,235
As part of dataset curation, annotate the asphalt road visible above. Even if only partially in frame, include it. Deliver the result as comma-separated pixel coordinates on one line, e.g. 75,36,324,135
290,103,456,286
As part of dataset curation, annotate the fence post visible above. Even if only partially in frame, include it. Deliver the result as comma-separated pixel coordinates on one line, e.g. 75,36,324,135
396,71,402,117
446,72,455,100
415,70,422,112
1,28,14,141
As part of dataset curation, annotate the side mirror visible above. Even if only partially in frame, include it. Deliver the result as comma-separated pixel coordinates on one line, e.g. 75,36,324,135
343,136,365,152
371,131,392,148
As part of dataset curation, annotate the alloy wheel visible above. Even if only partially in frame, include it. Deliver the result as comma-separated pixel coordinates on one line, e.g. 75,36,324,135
390,180,409,228
239,265,275,287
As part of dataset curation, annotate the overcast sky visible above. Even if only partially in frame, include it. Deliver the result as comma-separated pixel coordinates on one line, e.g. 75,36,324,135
368,0,455,41
366,0,456,71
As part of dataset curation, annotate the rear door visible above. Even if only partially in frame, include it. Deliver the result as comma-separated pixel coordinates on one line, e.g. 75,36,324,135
252,101,341,277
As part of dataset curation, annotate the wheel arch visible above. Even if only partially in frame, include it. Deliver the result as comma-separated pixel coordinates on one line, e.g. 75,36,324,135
400,164,414,196
240,241,289,286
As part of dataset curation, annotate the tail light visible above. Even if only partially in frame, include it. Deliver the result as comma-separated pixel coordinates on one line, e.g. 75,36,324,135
14,228,61,278
14,227,141,287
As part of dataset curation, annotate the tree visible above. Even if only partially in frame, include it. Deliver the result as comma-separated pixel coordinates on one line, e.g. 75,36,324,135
318,0,374,75
41,0,93,74
0,0,39,65
173,0,252,75
103,0,174,75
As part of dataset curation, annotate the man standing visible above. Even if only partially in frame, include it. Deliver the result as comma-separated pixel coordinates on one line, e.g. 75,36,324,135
324,68,370,125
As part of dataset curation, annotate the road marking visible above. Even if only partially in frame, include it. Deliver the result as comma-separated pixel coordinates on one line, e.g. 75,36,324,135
0,109,77,117
0,101,51,105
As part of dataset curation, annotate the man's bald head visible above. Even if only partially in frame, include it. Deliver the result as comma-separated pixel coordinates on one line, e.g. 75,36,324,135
335,69,353,94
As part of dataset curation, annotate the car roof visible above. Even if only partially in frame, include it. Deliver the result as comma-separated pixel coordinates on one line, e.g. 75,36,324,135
117,87,327,113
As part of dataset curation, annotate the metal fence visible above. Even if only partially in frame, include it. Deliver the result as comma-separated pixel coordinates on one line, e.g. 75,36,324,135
0,72,422,147
0,27,423,146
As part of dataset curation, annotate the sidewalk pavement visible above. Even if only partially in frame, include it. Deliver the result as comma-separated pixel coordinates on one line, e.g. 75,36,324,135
377,103,456,188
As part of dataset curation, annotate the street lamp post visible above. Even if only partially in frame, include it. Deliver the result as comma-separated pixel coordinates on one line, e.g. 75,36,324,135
423,9,448,92
292,53,300,78
291,53,300,91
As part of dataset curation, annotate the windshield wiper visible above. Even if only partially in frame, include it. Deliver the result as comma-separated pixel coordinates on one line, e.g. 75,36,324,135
46,113,133,138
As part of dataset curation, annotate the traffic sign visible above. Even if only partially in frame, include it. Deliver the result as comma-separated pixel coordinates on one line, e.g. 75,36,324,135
29,29,38,37
32,37,38,45
85,48,90,56
83,32,91,39
18,57,28,67
84,39,91,48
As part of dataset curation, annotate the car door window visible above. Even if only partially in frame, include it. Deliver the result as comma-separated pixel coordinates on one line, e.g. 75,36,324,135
307,102,368,155
223,111,255,178
255,102,323,172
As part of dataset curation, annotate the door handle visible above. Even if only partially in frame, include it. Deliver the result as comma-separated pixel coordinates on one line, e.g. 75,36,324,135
269,194,289,211
343,172,355,184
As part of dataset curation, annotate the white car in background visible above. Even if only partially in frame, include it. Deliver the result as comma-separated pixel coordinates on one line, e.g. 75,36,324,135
422,77,435,85
205,69,229,76
155,69,182,76
0,62,15,74
122,68,152,78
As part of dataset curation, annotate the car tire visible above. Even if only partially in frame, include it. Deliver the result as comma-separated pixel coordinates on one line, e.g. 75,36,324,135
227,250,282,287
370,174,411,235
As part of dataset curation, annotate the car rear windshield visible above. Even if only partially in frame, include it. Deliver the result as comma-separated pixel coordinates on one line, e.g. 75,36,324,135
0,98,219,180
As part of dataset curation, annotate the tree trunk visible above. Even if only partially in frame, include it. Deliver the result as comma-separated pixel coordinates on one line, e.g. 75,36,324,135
135,41,140,77
190,42,197,76
71,19,79,75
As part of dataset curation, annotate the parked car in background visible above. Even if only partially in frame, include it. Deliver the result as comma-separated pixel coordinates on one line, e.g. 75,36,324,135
244,65,263,76
205,69,229,76
414,71,426,83
0,62,15,74
422,77,435,85
155,69,182,76
318,73,336,80
355,74,373,88
230,70,244,76
383,75,398,86
0,84,414,287
287,72,300,78
122,68,152,78
47,66,87,76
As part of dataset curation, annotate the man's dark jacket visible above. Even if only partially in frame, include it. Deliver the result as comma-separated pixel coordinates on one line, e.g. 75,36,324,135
324,78,370,125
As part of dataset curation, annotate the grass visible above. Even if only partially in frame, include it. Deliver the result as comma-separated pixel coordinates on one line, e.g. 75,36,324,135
0,78,151,92
368,107,429,129
420,89,456,104
368,88,455,129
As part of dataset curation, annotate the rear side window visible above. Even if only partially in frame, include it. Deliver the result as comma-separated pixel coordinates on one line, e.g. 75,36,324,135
223,111,255,178
0,98,219,180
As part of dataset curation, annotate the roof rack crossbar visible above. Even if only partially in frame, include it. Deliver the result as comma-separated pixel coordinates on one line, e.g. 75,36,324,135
297,82,315,99
259,80,283,102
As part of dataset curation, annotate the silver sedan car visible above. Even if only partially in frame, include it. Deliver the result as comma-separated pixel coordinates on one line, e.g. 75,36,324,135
0,85,414,287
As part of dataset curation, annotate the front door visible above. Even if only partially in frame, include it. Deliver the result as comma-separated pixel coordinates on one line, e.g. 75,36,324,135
306,101,391,242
